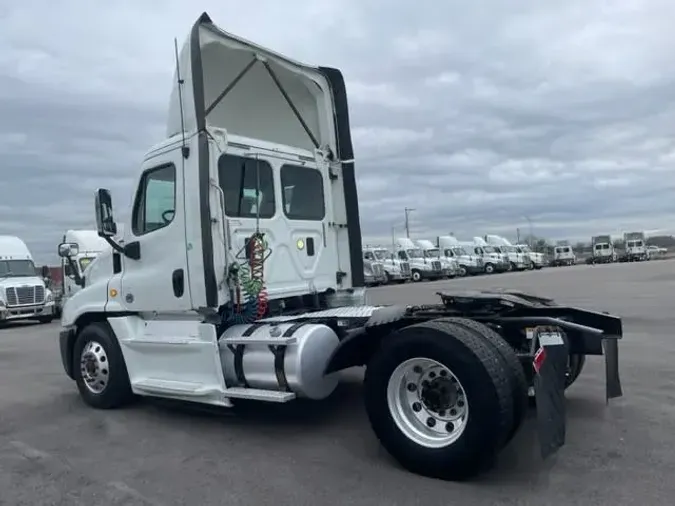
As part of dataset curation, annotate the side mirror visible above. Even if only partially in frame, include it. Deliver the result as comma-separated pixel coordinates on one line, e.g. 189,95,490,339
58,242,79,258
41,265,50,278
95,188,117,237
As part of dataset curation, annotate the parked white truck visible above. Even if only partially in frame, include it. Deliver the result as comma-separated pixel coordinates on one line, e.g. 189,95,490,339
485,235,528,271
58,230,111,314
591,235,616,264
551,244,576,266
0,235,55,325
471,237,509,273
622,231,648,262
363,246,411,284
394,237,444,282
435,236,483,276
415,239,458,278
362,249,387,286
55,13,624,482
515,244,545,269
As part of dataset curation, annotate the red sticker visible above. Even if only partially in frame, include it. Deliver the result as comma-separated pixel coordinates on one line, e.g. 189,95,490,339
533,346,547,374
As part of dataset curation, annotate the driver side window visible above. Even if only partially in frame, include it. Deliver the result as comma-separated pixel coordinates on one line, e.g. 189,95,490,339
132,163,176,236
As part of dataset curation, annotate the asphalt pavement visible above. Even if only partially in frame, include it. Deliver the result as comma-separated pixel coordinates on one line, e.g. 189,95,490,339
1,259,674,505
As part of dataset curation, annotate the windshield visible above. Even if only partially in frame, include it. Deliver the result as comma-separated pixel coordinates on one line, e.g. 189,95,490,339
79,257,96,273
519,245,531,252
407,248,424,259
556,247,570,253
424,248,440,258
627,240,643,248
373,250,389,261
453,247,467,256
482,246,496,254
503,245,517,253
0,259,36,277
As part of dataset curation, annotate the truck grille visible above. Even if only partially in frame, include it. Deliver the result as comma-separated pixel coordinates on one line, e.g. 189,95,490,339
400,262,411,275
5,285,45,307
372,263,384,277
432,261,442,271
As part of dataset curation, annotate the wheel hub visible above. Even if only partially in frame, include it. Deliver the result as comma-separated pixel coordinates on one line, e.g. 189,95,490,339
79,341,109,394
387,358,469,449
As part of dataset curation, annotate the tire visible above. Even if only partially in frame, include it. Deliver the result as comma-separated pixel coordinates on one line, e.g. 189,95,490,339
528,262,535,270
484,263,495,274
411,270,422,282
364,319,513,481
565,354,586,388
510,262,518,271
435,318,528,446
457,266,467,277
384,272,391,284
39,316,54,324
73,322,134,409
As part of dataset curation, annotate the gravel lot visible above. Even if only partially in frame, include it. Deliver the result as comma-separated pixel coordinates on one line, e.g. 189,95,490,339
1,260,674,505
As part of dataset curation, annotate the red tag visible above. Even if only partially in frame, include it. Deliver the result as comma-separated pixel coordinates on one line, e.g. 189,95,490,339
533,346,547,374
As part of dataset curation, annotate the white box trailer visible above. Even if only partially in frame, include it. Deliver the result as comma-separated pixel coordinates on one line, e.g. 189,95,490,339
0,235,55,324
55,12,624,482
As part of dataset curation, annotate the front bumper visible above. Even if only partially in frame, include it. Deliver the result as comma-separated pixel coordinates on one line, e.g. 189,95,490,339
387,271,409,281
465,264,483,274
0,301,54,321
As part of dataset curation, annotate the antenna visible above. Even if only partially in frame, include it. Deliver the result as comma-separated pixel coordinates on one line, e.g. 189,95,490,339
174,38,189,159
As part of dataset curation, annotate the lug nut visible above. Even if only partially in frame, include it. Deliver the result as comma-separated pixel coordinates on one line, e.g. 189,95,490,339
457,400,464,407
429,371,436,379
445,422,454,432
413,366,422,374
450,409,457,416
438,410,445,417
412,402,422,412
440,370,447,377
426,417,436,427
407,383,417,392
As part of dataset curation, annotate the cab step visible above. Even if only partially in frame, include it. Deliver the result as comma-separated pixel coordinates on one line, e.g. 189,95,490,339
221,335,297,346
224,387,296,403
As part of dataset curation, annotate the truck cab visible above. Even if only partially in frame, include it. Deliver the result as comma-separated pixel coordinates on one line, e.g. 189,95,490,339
415,239,458,278
363,246,411,284
515,244,544,270
623,232,648,261
361,249,387,286
58,230,111,313
395,237,443,282
436,236,483,276
552,245,576,266
0,235,55,325
591,235,615,264
485,235,528,271
471,236,508,273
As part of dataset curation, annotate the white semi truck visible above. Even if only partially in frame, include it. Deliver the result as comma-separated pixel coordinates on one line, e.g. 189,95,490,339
56,13,624,482
415,239,459,278
591,235,616,264
515,244,545,269
485,235,529,271
471,237,509,273
0,235,55,325
363,246,411,284
362,250,387,286
551,244,576,266
436,236,483,276
394,237,444,282
58,229,111,314
622,231,648,262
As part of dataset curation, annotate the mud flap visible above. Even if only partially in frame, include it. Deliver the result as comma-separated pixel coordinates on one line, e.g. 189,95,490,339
603,337,623,401
533,328,569,460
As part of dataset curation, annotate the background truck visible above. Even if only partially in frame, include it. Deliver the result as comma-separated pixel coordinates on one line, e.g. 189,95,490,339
56,12,624,482
395,237,444,282
551,244,576,266
416,239,458,278
472,236,509,273
362,250,387,286
436,236,484,276
363,246,411,284
0,235,55,325
515,244,545,269
591,235,616,264
57,229,111,316
622,231,648,262
485,235,528,271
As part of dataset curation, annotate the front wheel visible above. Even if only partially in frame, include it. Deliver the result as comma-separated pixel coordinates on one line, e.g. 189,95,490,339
484,263,495,274
73,322,134,409
411,270,422,282
364,320,514,481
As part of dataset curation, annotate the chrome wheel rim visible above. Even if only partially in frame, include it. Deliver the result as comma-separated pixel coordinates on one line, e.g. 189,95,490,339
386,358,469,448
80,341,109,394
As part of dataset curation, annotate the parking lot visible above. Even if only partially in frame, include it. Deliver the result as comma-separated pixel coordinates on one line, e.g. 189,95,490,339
1,260,675,506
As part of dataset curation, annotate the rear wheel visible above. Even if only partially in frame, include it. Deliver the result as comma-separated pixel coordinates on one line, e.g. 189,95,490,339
364,320,513,481
73,322,134,409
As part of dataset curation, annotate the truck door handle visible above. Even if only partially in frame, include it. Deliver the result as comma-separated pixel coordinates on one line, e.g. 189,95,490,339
172,269,184,297
306,237,315,256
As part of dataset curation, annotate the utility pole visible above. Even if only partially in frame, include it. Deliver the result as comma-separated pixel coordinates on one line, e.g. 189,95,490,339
404,207,415,238
524,215,533,248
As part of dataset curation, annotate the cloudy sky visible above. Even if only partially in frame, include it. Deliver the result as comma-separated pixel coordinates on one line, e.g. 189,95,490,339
2,0,675,264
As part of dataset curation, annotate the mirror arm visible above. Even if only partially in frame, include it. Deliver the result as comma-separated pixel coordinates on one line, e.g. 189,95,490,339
101,235,141,261
65,257,85,288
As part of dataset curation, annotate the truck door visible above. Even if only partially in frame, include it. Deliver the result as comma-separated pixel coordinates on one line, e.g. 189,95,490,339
119,148,192,313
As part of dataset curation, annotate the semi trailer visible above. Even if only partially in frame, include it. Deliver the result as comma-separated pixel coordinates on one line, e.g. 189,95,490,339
57,13,624,482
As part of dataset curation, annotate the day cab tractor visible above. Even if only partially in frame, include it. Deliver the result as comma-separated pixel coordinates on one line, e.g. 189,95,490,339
57,13,624,481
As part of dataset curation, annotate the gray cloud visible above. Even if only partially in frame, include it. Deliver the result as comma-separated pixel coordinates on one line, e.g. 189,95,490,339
2,0,675,263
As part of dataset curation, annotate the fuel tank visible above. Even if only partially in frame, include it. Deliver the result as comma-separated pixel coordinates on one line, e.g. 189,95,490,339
218,322,340,400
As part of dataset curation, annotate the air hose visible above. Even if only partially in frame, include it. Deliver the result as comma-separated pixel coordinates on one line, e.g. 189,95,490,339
227,233,270,324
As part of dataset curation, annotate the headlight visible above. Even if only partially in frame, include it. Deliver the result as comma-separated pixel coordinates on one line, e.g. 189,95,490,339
46,292,53,302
